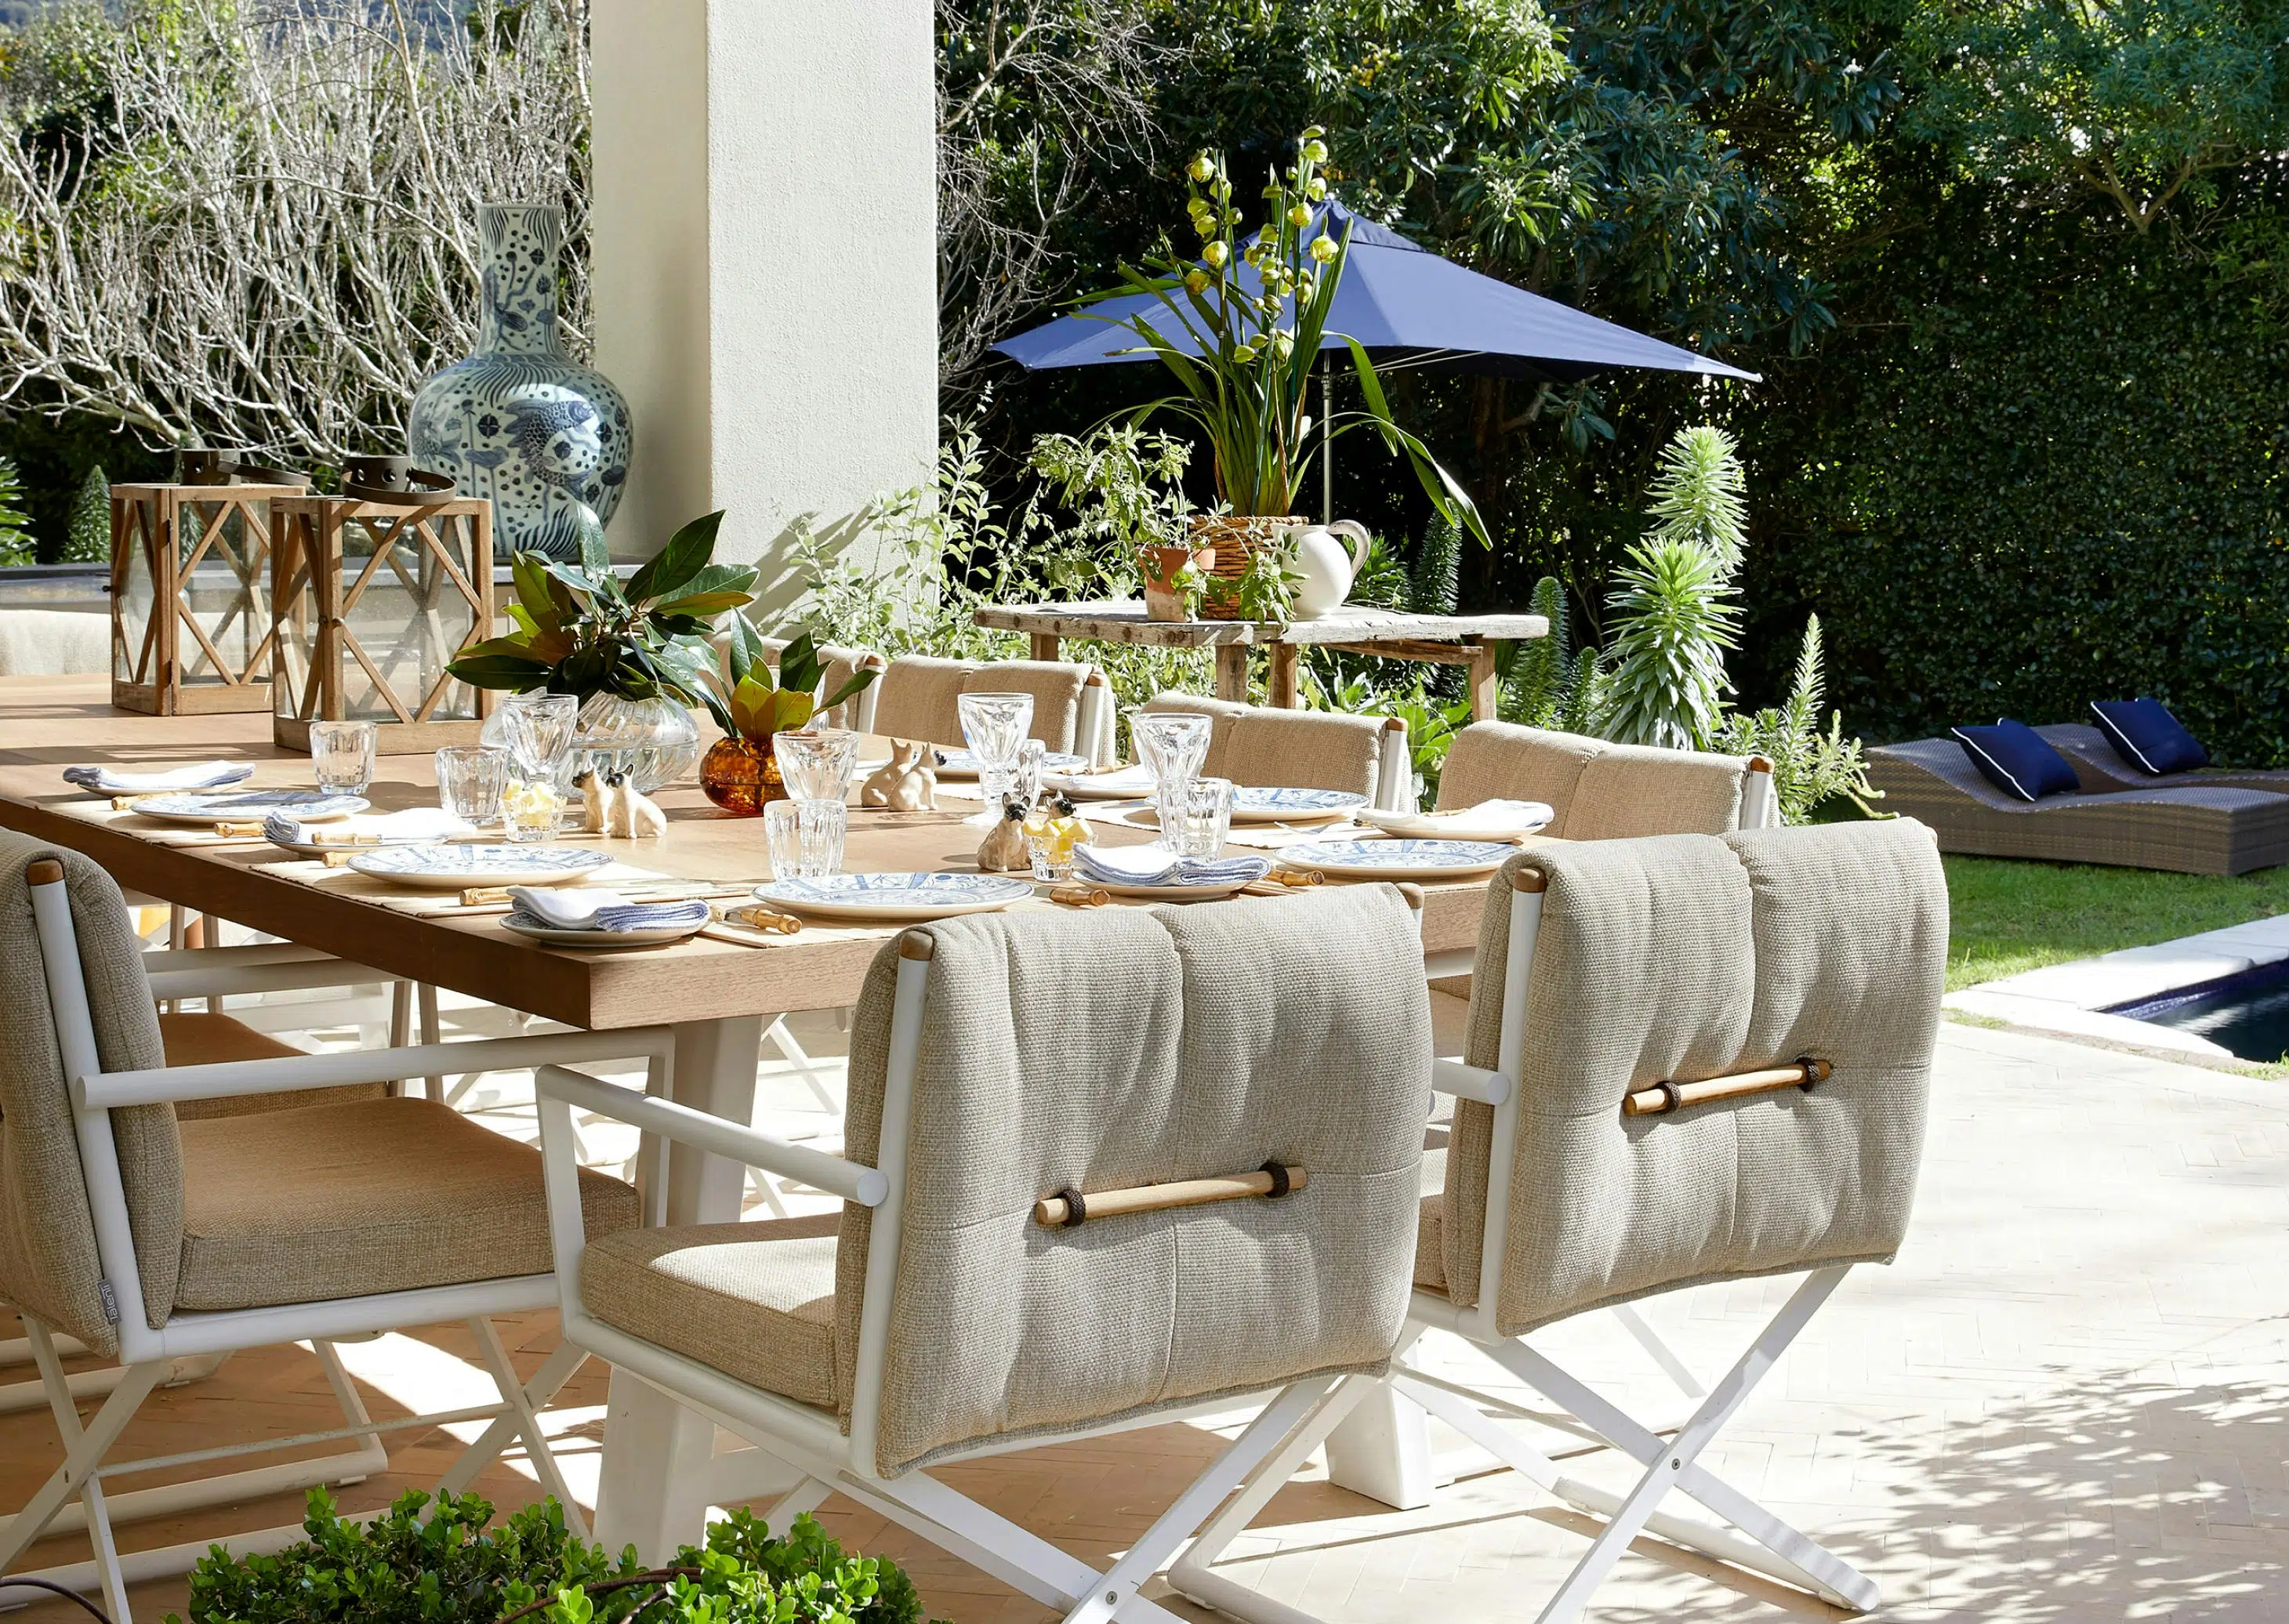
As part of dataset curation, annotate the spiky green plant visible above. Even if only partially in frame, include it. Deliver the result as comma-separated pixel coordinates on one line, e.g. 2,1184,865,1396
1500,574,1574,726
1645,425,1747,580
1599,538,1739,749
0,459,34,567
63,463,109,562
1714,613,1881,821
1407,514,1461,615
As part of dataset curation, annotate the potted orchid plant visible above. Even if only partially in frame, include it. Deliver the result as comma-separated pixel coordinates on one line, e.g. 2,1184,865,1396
1080,129,1488,618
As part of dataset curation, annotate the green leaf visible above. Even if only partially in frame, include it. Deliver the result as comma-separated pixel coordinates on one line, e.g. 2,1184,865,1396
445,654,553,691
653,562,757,621
571,502,611,575
625,509,725,606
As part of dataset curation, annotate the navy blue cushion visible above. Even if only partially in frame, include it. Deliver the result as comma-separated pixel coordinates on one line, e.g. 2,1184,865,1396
1951,720,2080,802
2090,698,2208,776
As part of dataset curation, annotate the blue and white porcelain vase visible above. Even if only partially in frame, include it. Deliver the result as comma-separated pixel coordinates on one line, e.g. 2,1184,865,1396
408,203,631,560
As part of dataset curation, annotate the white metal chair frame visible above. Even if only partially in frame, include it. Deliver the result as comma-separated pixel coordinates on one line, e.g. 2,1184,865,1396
1183,868,1881,1624
535,932,1369,1624
5,863,679,1622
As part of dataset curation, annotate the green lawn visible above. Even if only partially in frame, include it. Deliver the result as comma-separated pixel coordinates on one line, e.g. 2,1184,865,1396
1943,855,2289,989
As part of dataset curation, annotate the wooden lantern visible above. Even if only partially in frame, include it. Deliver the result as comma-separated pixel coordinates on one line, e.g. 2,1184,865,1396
111,480,306,715
270,495,498,752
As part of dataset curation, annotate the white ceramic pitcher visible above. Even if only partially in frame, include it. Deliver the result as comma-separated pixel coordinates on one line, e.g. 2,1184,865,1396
1288,520,1373,620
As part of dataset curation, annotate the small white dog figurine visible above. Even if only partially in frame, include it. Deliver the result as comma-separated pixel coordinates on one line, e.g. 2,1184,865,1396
602,774,669,838
976,793,1030,872
575,769,610,833
861,739,938,812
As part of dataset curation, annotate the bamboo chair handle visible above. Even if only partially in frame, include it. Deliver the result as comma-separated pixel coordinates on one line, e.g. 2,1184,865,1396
1623,1058,1831,1118
1034,1162,1307,1227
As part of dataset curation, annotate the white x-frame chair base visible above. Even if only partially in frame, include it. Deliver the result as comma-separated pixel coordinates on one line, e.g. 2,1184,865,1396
1176,1267,1875,1624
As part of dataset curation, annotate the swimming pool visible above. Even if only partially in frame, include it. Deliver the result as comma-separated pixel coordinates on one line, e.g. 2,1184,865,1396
2109,959,2289,1063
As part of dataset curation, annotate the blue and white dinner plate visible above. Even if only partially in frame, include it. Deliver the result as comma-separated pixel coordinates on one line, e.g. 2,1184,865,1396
132,789,368,825
1228,786,1369,824
348,844,611,889
934,748,1090,779
1271,839,1514,881
756,872,1033,923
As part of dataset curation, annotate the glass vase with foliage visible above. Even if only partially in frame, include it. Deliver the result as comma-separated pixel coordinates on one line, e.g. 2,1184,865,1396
693,619,879,816
1082,128,1488,613
447,510,755,791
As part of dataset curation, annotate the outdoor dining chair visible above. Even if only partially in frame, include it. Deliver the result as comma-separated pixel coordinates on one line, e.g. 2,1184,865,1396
1438,720,1776,836
869,653,1117,763
0,828,673,1622
1138,691,1414,811
1177,819,1947,1623
533,885,1433,1624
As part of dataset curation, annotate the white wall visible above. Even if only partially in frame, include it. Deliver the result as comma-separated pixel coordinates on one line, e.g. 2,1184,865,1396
592,0,938,613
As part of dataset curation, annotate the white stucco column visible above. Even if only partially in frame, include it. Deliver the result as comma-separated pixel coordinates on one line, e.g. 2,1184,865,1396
590,0,937,612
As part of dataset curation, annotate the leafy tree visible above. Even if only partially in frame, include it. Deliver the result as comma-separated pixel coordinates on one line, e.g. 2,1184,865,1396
1904,0,2289,232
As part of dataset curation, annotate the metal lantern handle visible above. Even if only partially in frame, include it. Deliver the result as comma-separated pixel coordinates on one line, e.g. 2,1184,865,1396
340,455,459,506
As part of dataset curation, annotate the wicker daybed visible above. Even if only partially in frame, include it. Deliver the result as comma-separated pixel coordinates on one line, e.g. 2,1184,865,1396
2035,723,2289,798
1864,736,2289,875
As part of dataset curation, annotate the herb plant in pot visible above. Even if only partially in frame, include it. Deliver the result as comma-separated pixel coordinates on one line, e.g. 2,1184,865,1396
447,509,754,792
695,618,879,815
1081,129,1488,619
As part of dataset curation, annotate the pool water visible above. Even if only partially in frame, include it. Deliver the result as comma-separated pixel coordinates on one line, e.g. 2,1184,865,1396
2110,959,2289,1063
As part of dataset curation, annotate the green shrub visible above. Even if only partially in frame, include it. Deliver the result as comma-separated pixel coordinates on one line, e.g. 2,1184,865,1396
166,1488,930,1624
63,463,107,562
0,459,33,567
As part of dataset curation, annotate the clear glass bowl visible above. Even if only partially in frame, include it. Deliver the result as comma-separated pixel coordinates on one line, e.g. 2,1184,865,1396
571,693,702,793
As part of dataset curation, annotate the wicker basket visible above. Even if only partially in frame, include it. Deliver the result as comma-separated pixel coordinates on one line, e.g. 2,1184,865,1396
1189,513,1306,621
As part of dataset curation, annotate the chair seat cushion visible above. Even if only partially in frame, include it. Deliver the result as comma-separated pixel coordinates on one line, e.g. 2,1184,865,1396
158,1011,386,1118
579,1213,840,1409
2091,698,2209,776
1950,720,2078,801
1415,1193,1446,1293
175,1097,637,1312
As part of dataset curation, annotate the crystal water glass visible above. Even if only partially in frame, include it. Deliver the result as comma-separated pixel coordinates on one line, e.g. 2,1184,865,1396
1177,775,1235,858
773,728,862,803
499,693,580,814
434,745,510,827
956,691,1034,804
309,720,375,796
1132,712,1213,851
766,798,847,880
499,778,563,843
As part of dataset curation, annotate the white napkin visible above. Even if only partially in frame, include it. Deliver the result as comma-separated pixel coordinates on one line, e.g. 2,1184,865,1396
505,886,709,933
64,761,253,794
263,807,476,847
1359,799,1554,840
1076,844,1271,888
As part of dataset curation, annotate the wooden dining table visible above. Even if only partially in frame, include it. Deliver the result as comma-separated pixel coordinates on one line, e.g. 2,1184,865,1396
0,672,1496,1555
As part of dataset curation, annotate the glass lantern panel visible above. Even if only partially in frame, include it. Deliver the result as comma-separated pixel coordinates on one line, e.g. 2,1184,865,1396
333,513,482,724
115,515,155,686
176,501,267,687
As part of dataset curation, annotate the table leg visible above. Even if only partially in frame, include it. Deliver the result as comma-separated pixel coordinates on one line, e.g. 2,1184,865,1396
1214,644,1250,702
1266,643,1300,709
1029,633,1061,662
593,1013,799,1561
1465,642,1500,721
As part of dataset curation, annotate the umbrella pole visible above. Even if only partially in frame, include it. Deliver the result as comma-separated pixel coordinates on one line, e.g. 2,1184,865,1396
1320,352,1334,523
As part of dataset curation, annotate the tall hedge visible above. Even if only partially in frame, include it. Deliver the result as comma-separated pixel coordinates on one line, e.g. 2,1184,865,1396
1738,192,2289,763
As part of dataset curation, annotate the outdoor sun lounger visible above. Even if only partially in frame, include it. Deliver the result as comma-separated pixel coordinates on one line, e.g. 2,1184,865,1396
2037,722,2289,798
1865,736,2289,874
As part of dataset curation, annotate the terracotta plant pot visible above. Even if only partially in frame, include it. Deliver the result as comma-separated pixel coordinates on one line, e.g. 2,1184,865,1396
1139,544,1214,622
1189,513,1306,621
698,734,784,815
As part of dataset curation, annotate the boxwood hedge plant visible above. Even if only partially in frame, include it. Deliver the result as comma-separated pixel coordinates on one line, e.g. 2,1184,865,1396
163,1488,933,1624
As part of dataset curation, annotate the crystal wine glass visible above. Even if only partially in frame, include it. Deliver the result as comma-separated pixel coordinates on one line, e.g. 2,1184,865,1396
956,691,1035,806
1130,711,1213,850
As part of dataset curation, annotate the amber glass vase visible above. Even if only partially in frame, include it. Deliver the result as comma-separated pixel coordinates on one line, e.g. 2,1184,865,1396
698,734,784,815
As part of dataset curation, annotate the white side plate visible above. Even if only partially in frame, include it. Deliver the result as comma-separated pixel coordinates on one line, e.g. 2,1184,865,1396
134,790,368,825
1271,839,1514,880
756,872,1033,922
347,844,612,889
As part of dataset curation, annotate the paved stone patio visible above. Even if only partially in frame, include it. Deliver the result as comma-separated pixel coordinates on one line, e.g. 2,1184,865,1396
6,1017,2285,1622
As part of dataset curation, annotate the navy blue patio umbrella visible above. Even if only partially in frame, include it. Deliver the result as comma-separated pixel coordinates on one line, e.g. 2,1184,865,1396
992,202,1758,517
